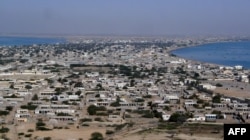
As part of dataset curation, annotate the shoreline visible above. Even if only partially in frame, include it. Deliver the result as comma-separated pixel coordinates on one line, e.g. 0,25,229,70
167,41,250,70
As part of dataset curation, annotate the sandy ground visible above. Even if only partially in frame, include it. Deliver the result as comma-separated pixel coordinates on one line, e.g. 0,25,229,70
116,130,223,140
120,133,223,140
31,128,106,140
6,122,224,140
210,80,250,98
8,123,106,140
214,88,250,98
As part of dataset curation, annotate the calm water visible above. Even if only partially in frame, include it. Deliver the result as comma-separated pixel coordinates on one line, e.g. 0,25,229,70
0,36,65,46
171,41,250,69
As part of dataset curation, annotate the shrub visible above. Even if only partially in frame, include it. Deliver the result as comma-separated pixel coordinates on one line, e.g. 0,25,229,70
0,110,9,116
215,83,223,87
36,127,51,131
0,127,9,133
80,118,92,122
82,124,90,127
5,106,13,111
24,134,32,137
89,132,103,140
20,103,37,110
27,129,34,132
143,95,152,98
87,105,106,115
168,113,191,123
114,124,127,131
212,94,221,103
18,132,24,136
94,117,103,122
106,130,114,135
44,137,52,140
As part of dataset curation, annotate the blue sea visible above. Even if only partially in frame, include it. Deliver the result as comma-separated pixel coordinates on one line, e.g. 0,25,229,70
171,41,250,69
0,36,65,46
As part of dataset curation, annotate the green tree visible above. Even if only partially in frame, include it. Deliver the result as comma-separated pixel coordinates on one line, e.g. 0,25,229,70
32,94,38,101
25,85,32,90
194,72,200,78
87,105,97,115
44,137,51,140
95,83,103,90
87,105,106,115
0,127,9,133
0,110,9,116
9,84,14,89
212,94,221,103
5,106,13,111
215,83,223,87
75,90,82,96
130,79,135,87
110,96,121,107
74,82,84,88
89,132,103,140
169,113,188,123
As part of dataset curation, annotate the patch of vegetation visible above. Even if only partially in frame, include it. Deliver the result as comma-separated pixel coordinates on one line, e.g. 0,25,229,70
94,117,103,122
27,129,34,132
56,112,71,116
18,133,24,136
80,118,92,122
215,83,223,87
36,119,51,131
82,124,90,127
24,134,32,137
5,106,13,111
3,94,20,98
20,102,37,110
211,110,224,119
169,112,192,123
212,94,221,103
87,105,107,115
89,132,104,140
31,94,38,100
134,98,145,102
143,95,152,98
142,111,154,118
0,110,9,116
44,137,52,140
0,127,9,133
106,130,114,135
114,123,127,131
133,110,154,118
110,96,121,107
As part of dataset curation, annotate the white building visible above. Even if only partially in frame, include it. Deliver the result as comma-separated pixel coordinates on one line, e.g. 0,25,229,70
199,83,216,90
162,114,171,121
187,114,205,122
234,65,243,70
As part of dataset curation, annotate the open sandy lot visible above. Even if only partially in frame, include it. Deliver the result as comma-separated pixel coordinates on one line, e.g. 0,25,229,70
7,123,106,140
210,80,250,98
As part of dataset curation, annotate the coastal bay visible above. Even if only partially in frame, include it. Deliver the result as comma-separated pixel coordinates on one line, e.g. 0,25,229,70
171,41,250,69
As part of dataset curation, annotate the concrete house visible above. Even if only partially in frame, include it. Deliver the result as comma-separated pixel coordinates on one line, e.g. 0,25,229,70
39,89,56,99
205,114,217,122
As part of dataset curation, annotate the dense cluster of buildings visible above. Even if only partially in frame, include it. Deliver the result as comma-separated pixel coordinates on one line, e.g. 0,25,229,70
0,37,250,139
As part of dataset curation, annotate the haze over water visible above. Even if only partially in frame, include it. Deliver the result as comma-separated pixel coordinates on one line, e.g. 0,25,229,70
171,41,250,69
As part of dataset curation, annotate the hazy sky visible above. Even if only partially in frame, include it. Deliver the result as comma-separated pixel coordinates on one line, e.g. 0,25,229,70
1,0,250,36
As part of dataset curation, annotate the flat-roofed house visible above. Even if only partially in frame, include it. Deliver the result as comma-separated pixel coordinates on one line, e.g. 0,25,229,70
39,89,56,99
205,114,217,122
